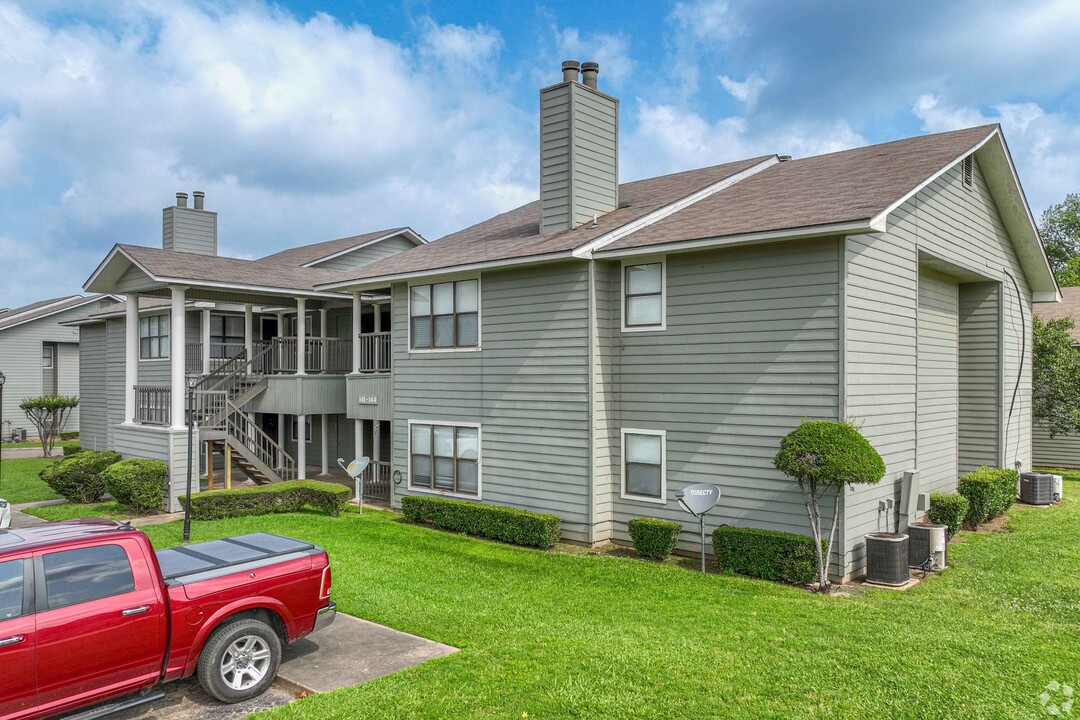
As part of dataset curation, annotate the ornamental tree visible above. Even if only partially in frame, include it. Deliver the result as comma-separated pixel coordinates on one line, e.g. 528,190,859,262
19,395,78,457
774,420,885,591
1032,315,1080,438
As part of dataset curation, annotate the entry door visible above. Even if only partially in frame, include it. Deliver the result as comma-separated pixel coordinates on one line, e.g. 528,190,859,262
0,556,36,719
917,269,959,493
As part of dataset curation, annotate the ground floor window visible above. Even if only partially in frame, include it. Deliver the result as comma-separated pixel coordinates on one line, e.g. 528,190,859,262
409,421,480,496
621,429,666,502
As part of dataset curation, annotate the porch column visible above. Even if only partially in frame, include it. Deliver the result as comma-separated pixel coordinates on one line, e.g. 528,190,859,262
352,292,362,374
296,298,307,375
373,420,381,464
320,307,328,337
320,414,329,476
374,301,382,333
244,304,254,361
354,419,364,460
201,308,211,375
124,293,139,424
170,285,188,429
296,414,307,478
277,412,285,468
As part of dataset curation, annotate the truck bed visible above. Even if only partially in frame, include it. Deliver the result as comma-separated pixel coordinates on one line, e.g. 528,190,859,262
156,532,319,586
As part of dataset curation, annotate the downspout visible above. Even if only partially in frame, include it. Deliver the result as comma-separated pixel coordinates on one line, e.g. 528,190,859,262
586,258,596,543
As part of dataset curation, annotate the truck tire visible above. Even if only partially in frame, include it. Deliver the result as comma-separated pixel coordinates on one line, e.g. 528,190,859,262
197,618,282,703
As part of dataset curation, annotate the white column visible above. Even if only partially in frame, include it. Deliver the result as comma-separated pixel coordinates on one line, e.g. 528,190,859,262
354,419,364,460
296,298,307,375
201,308,211,375
296,414,307,478
374,301,383,333
320,414,329,476
170,286,188,429
124,294,139,424
352,292,362,374
320,307,328,337
244,304,254,361
373,420,381,464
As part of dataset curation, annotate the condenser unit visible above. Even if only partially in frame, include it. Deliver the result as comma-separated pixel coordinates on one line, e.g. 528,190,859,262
908,523,948,570
1020,472,1054,506
1051,474,1064,503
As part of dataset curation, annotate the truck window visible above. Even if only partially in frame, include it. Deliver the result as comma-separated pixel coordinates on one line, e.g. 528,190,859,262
0,559,23,620
42,545,135,610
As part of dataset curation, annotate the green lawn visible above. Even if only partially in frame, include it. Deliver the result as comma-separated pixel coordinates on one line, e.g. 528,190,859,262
1,440,80,450
133,479,1080,719
22,500,135,522
0,457,62,503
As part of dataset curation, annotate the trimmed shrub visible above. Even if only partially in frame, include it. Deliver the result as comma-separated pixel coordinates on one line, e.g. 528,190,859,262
928,493,969,536
39,450,122,503
104,459,167,514
401,495,561,549
60,431,79,440
958,466,1018,526
628,517,682,560
185,480,351,520
62,444,82,457
712,526,826,586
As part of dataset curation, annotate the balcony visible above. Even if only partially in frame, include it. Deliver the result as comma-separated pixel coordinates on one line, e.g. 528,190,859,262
134,385,170,426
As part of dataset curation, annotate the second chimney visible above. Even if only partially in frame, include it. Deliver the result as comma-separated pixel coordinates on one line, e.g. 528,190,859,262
163,191,218,255
539,61,618,234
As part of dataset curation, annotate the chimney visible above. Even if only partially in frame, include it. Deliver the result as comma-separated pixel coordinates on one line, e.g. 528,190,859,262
539,60,618,234
163,191,218,255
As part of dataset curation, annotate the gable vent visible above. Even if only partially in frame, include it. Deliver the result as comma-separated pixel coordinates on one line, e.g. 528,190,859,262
962,155,974,189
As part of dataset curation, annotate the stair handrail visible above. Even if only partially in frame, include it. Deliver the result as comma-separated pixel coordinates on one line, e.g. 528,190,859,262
225,400,296,481
193,348,247,392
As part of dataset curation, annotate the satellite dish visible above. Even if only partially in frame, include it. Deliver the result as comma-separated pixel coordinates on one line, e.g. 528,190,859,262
342,457,370,479
676,483,721,516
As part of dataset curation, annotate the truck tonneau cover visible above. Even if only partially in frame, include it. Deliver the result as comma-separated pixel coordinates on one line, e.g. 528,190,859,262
156,532,316,583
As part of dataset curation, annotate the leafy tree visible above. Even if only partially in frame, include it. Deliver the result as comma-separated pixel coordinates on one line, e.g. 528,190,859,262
19,395,78,457
1040,194,1080,285
1032,315,1080,437
774,420,885,591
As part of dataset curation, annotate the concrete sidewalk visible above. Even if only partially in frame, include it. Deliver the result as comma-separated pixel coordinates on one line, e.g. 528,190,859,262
276,613,458,694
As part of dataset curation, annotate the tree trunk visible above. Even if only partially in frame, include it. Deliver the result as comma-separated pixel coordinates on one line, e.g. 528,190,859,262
799,483,827,590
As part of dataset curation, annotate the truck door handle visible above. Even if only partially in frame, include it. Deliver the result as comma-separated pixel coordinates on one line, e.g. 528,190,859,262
0,635,24,647
122,606,150,617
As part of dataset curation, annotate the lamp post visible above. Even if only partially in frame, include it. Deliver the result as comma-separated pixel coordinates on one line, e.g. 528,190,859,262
0,370,6,494
183,376,197,543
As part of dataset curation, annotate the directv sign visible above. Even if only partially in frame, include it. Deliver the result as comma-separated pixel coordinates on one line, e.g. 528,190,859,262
677,483,720,516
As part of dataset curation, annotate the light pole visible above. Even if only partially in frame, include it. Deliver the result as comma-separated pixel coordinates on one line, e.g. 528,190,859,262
0,370,6,494
183,376,197,543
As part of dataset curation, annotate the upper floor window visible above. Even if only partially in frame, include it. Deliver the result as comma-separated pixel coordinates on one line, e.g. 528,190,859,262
139,314,170,360
409,421,480,497
41,344,54,369
210,315,244,358
410,280,479,350
623,261,665,331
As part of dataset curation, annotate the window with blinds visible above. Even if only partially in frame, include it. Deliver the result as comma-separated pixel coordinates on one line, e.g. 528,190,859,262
409,422,480,496
623,261,665,330
410,280,479,350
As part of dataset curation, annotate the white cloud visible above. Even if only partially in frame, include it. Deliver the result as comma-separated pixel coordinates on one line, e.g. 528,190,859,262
418,18,503,69
718,73,766,108
670,0,745,42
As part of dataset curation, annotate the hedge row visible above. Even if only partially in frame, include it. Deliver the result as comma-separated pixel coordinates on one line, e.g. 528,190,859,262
39,450,123,503
628,517,682,560
712,526,825,585
184,480,351,520
958,467,1018,527
928,493,969,536
401,495,561,549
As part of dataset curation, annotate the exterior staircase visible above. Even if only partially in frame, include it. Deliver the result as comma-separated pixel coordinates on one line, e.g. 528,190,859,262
192,345,296,485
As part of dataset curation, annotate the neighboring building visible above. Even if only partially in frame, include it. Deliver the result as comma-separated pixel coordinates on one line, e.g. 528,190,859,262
1031,286,1080,467
0,294,118,440
76,63,1058,578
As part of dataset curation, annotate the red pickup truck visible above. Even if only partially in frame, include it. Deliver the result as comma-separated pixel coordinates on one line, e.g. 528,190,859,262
0,519,335,720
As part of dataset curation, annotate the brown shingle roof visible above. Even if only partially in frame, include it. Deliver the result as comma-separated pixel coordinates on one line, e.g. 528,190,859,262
318,156,774,285
1034,286,1080,342
257,228,410,266
0,295,111,332
600,125,998,252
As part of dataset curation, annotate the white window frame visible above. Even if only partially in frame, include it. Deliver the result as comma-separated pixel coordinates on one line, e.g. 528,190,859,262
620,428,667,504
406,419,482,499
621,258,667,332
42,344,54,369
407,276,482,353
138,313,170,362
290,416,312,444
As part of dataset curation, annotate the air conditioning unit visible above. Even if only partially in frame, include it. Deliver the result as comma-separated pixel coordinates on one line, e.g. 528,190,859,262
865,532,910,586
1020,472,1054,506
908,523,947,570
1051,474,1064,503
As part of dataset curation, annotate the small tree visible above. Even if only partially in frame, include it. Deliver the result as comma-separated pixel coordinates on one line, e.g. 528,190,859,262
1032,315,1080,437
773,420,885,591
19,395,79,457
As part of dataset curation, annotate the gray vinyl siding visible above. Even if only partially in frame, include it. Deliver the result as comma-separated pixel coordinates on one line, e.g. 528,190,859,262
958,283,1001,471
113,424,199,511
57,342,79,428
843,155,1033,575
162,206,217,256
311,236,418,272
1032,425,1080,469
609,239,842,560
78,324,109,450
590,261,617,541
916,269,959,493
391,262,592,540
539,82,618,233
105,318,127,444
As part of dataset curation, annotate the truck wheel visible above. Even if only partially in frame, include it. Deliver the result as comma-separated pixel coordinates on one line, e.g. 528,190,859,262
197,618,282,703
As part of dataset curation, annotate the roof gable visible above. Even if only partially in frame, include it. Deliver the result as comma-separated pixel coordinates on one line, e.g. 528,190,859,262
0,294,117,332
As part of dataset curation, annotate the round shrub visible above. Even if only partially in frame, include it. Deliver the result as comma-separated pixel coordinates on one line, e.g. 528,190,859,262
928,493,969,536
774,420,886,489
39,450,122,503
104,459,167,514
627,517,682,560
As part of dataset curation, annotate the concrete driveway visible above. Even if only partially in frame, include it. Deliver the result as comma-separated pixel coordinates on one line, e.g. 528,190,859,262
108,679,294,720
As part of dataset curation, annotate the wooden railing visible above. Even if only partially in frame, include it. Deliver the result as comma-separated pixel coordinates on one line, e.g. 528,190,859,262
185,344,202,375
269,337,352,375
133,385,170,426
362,460,393,502
186,343,248,375
226,402,296,481
358,332,391,373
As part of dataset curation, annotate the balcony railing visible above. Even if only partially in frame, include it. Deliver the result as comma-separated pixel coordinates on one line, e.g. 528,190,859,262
134,385,170,426
260,337,353,375
358,332,391,373
186,343,247,375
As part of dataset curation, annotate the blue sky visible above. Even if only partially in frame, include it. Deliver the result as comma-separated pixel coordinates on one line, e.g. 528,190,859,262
1,0,1079,307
